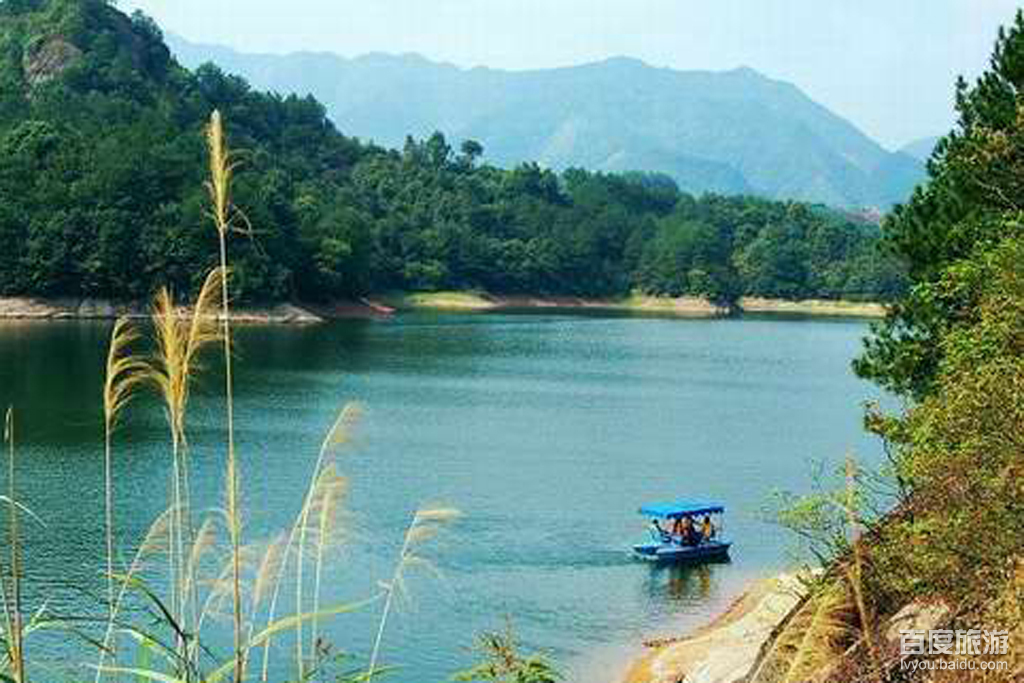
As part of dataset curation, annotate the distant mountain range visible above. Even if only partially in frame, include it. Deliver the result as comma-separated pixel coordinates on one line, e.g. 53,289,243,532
167,34,926,208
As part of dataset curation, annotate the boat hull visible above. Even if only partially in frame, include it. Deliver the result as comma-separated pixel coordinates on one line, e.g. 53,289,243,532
632,540,732,564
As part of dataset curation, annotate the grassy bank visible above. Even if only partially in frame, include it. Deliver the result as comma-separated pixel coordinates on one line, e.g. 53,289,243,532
371,290,728,316
369,291,885,318
738,297,887,318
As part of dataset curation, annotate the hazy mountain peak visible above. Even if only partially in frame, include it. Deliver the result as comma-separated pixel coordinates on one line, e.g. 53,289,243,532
596,55,650,68
728,65,762,77
166,34,925,207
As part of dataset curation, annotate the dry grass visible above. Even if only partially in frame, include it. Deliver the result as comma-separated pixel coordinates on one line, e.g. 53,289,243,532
844,456,881,683
747,578,855,683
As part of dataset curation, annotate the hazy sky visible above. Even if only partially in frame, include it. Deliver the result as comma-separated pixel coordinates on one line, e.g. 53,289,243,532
121,1,1019,149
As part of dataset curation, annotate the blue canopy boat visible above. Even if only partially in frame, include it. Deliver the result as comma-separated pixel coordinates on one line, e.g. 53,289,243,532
632,501,732,563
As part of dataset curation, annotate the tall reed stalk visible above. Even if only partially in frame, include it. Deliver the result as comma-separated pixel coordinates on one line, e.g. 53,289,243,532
3,407,25,683
367,507,461,681
150,272,224,671
204,109,245,683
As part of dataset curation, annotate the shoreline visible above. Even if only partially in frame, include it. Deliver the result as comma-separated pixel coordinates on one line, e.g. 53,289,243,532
622,572,806,683
0,292,887,324
374,291,731,317
0,297,324,324
374,291,887,318
738,296,887,318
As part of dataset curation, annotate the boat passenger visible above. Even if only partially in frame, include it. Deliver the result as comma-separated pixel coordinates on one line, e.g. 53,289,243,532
679,517,698,546
701,515,715,542
650,519,671,543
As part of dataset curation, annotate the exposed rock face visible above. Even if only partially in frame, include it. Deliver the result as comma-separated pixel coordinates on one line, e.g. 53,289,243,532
884,600,952,645
0,298,324,324
23,37,83,87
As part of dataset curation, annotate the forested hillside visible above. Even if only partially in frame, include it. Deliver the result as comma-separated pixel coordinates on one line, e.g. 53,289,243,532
0,0,905,305
756,14,1024,682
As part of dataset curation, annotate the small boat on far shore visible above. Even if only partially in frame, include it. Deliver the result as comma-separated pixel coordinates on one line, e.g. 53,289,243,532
632,501,732,564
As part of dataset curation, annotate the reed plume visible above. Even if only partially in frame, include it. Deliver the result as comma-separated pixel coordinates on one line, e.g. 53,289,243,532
366,506,461,681
252,535,287,625
149,270,225,666
181,515,221,668
205,109,246,683
294,412,357,676
212,533,287,675
310,468,347,660
101,319,149,619
260,404,360,682
780,581,851,683
150,271,225,450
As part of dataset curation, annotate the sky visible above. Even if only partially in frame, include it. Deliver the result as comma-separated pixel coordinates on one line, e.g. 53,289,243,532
120,1,1020,150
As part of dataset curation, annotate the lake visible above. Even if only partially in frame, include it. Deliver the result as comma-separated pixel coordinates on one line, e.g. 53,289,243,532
0,311,887,682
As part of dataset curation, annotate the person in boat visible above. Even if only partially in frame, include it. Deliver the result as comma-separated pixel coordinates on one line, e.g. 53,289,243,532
700,515,715,543
676,516,698,546
650,519,672,543
670,516,688,542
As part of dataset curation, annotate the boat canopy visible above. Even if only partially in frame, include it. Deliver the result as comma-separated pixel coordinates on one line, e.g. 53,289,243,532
639,501,725,519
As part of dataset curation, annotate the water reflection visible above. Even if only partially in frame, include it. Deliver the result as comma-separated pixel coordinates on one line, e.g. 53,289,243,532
642,561,727,605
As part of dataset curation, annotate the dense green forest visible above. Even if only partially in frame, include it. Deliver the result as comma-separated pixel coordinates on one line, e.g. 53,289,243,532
761,13,1024,681
0,0,905,305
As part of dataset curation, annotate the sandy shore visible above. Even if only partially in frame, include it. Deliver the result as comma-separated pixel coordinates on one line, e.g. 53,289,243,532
623,573,806,683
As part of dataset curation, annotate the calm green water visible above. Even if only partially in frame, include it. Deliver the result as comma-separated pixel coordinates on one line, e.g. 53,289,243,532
0,312,886,681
